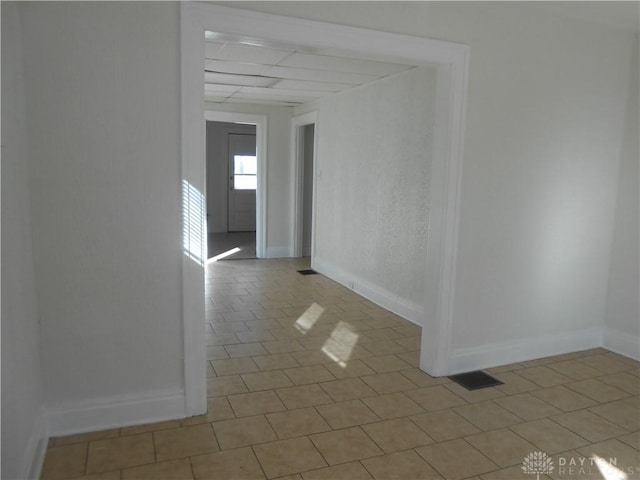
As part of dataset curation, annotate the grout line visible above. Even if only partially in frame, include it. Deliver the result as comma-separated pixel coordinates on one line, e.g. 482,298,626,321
83,439,90,476
188,454,198,480
249,444,270,480
208,421,221,452
151,431,158,464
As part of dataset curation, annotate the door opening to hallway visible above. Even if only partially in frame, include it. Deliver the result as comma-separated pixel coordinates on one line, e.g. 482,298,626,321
301,124,315,258
206,120,257,260
292,111,318,259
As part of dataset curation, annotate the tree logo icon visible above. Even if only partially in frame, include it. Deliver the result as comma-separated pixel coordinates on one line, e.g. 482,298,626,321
522,451,554,480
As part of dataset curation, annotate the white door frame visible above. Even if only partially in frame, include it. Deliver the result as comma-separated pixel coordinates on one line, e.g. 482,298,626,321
205,111,266,251
181,2,469,415
290,111,318,258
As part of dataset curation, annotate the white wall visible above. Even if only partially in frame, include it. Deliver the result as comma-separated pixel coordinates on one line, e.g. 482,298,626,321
1,4,47,478
206,121,256,233
604,35,640,359
446,5,633,362
297,67,437,316
19,2,186,429
225,1,638,366
205,102,293,257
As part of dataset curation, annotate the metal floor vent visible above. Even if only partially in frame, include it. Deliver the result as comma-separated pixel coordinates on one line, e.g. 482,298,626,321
449,371,504,391
297,269,318,275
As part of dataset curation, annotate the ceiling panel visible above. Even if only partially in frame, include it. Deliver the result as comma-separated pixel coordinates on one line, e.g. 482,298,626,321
232,92,313,103
202,33,420,107
237,86,324,99
205,59,267,76
204,95,233,103
204,72,278,88
205,41,294,65
204,90,236,99
204,42,225,60
272,79,346,92
264,65,378,85
204,84,242,93
224,97,299,107
279,52,412,76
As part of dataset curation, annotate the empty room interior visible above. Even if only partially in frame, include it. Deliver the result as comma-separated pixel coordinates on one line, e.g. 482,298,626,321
2,2,639,479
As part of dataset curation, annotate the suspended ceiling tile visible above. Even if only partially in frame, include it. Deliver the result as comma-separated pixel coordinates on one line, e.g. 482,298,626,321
203,90,233,99
208,43,293,65
205,59,267,76
237,86,324,98
272,79,348,92
204,95,230,103
232,92,312,104
225,97,300,107
204,72,278,88
264,65,378,85
204,41,225,60
279,52,413,76
204,84,242,93
203,91,233,99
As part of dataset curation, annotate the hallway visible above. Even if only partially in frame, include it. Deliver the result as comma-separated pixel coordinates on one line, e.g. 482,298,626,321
41,258,640,479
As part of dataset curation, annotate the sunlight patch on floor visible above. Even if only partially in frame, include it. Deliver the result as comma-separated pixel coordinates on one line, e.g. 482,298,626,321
322,321,359,368
294,303,325,334
593,455,627,480
207,247,242,263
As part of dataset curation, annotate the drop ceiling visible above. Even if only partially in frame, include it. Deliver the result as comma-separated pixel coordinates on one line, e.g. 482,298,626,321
203,32,418,107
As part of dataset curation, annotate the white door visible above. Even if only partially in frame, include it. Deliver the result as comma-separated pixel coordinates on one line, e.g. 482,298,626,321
228,133,257,232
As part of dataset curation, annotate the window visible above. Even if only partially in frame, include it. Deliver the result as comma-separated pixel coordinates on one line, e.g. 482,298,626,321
233,155,257,190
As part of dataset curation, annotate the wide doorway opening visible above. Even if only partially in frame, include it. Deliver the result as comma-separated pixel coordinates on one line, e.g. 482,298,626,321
182,4,469,415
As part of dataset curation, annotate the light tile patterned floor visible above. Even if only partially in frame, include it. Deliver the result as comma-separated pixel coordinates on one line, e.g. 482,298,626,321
42,258,640,480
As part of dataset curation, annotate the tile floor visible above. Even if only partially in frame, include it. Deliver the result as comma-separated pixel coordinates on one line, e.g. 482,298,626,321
42,258,640,480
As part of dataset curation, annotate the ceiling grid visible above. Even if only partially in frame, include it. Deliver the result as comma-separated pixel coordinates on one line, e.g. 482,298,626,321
203,32,417,106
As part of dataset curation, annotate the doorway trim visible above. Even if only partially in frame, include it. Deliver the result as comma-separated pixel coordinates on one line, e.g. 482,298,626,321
290,111,318,258
205,111,267,257
181,3,469,415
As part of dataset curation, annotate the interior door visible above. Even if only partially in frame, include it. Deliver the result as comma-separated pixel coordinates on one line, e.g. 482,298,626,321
228,133,257,232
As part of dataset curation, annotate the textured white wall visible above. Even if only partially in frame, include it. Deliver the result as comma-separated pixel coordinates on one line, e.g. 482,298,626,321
300,67,437,307
225,1,637,357
204,102,293,256
1,4,45,478
20,3,185,407
605,36,640,345
206,121,256,233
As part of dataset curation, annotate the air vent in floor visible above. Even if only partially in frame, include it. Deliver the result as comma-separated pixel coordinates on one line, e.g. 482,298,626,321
449,371,503,390
297,269,318,275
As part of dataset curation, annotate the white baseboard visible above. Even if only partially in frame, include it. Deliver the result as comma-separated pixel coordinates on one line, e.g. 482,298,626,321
46,389,186,437
603,327,640,361
265,246,290,258
21,408,48,480
311,257,423,326
449,326,603,374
